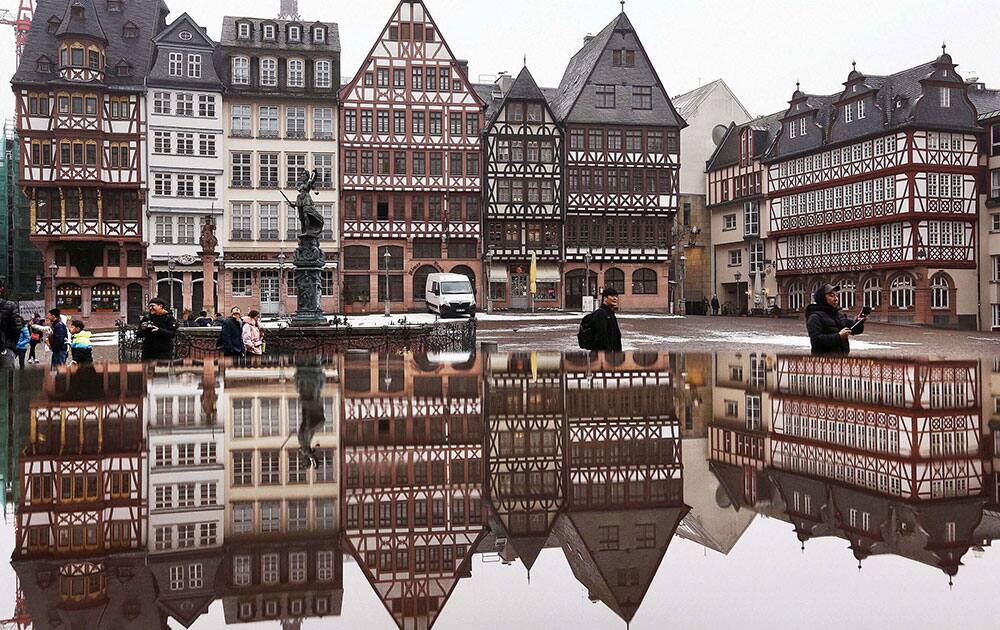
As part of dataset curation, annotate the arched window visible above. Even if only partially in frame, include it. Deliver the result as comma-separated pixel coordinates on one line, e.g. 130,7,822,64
631,268,657,294
890,275,915,309
56,283,82,311
376,245,403,270
450,265,476,294
931,275,950,309
863,277,881,309
787,282,804,311
343,245,370,270
412,265,437,301
838,282,856,311
91,283,120,312
604,268,625,294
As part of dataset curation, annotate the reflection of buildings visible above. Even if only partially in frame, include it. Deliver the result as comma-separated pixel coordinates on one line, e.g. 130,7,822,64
342,352,486,630
709,354,988,578
220,362,343,624
14,365,158,628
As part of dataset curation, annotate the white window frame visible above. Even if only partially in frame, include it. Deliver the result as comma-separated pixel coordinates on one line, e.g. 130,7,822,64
232,56,249,85
313,26,326,42
237,22,251,39
315,59,332,88
263,24,276,40
845,104,853,123
186,53,201,79
857,99,865,119
940,86,951,108
287,58,305,88
260,57,277,87
288,25,301,42
799,117,806,136
168,52,183,77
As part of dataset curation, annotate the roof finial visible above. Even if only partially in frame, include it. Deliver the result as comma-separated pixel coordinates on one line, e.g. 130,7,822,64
523,52,527,67
942,41,947,55
620,0,626,12
795,80,800,92
852,59,856,70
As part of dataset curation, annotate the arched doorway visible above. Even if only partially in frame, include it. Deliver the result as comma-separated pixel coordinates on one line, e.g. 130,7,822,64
450,265,476,300
412,265,437,303
565,270,597,311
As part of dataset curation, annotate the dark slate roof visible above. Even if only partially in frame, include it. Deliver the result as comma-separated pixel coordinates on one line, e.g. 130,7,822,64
55,0,107,41
220,15,341,52
549,16,619,121
970,85,1000,120
14,0,168,89
482,66,551,128
148,13,224,91
472,82,499,121
706,110,784,172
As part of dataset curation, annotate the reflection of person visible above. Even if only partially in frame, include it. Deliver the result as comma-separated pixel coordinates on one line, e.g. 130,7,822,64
137,298,179,361
590,288,623,351
805,283,866,355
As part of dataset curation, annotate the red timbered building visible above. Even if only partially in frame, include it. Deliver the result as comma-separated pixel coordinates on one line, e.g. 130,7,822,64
341,352,487,629
484,352,564,572
13,364,157,627
481,68,565,310
339,0,485,312
554,352,686,623
769,355,982,502
551,10,685,311
765,52,985,329
13,0,168,327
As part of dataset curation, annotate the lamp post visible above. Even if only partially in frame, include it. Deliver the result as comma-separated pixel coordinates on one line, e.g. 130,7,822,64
734,271,743,315
583,249,593,307
167,256,177,315
277,250,287,317
383,249,391,317
485,249,494,315
48,261,58,309
672,223,700,314
679,254,687,315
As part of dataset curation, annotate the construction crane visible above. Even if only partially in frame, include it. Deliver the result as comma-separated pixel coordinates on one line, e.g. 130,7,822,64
0,0,34,65
0,578,30,630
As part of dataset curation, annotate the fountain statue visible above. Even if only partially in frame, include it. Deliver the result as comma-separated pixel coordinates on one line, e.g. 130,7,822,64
284,169,328,326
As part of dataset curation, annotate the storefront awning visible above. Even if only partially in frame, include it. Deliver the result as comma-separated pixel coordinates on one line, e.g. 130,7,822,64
222,261,338,270
534,263,560,282
488,264,508,282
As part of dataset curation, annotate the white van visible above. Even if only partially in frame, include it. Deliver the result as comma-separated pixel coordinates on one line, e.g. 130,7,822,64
425,273,476,317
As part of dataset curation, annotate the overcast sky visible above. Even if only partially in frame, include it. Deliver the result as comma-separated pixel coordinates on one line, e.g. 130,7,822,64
1,0,999,125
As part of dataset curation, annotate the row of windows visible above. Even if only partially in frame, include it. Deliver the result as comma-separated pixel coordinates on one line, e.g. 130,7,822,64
229,269,335,298
152,174,217,199
235,21,328,44
166,52,203,80
568,128,677,153
564,217,671,249
782,414,902,454
358,63,465,93
717,171,762,203
344,107,479,137
345,496,483,530
342,192,479,223
494,178,557,204
231,499,336,536
230,201,335,241
230,56,334,89
28,472,132,504
28,140,131,170
152,131,217,156
231,152,333,188
778,176,897,217
594,84,654,110
153,482,217,510
567,167,675,195
152,91,216,117
232,449,335,486
786,275,937,311
776,135,900,180
785,223,905,257
495,138,557,163
487,221,560,246
344,149,479,178
152,214,208,245
230,104,335,139
153,442,217,466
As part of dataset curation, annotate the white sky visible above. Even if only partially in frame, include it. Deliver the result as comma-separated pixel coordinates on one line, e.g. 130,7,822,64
1,0,999,123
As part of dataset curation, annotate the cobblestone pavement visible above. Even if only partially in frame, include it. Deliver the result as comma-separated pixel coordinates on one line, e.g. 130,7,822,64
477,313,1000,359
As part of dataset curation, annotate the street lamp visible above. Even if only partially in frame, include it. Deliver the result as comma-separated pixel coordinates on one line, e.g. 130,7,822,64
383,249,391,317
485,249,494,315
277,250,287,317
678,255,687,315
167,256,177,315
48,261,58,308
583,249,593,308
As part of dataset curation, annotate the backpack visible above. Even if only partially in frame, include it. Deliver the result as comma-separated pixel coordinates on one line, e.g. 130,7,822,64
0,300,23,349
577,312,596,350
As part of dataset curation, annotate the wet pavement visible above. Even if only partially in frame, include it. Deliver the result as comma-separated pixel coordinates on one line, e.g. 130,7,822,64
3,348,1000,629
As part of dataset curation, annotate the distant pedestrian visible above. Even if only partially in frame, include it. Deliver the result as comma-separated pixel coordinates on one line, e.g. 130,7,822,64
242,309,264,356
0,280,23,368
212,312,226,326
805,283,867,355
180,308,194,327
576,287,623,352
711,295,720,316
194,310,213,327
46,308,69,367
14,322,30,369
27,313,44,363
218,306,245,357
137,298,179,361
69,319,94,365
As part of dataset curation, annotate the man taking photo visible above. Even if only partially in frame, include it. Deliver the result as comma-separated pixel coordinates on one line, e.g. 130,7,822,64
137,298,179,361
805,283,867,355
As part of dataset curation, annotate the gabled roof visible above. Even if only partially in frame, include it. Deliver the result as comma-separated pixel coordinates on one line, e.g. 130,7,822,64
673,79,751,123
55,0,107,42
220,15,341,51
148,12,224,90
550,14,619,120
482,66,559,129
705,110,784,172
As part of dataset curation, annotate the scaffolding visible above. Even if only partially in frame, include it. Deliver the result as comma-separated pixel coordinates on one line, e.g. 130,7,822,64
0,120,42,301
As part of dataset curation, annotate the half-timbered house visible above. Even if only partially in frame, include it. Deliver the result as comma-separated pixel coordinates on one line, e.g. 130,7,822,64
765,52,985,328
481,68,564,310
146,13,225,316
551,10,685,310
13,0,168,326
339,0,485,313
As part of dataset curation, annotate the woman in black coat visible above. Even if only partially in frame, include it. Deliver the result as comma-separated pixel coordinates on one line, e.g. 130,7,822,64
805,283,866,355
217,307,245,356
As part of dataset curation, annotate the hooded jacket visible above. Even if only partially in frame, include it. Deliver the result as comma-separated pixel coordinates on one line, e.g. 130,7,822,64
805,286,864,354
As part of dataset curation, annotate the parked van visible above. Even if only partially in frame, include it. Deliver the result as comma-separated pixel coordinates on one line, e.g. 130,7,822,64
425,273,476,317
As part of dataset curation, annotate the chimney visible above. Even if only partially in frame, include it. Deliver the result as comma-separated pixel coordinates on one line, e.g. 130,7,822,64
456,59,469,79
583,33,595,45
965,71,979,84
495,71,513,97
278,0,300,20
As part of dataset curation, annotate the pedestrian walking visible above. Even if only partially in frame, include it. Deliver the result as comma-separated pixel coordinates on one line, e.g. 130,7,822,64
242,309,264,356
194,310,213,327
136,298,179,361
46,309,69,367
0,280,23,369
69,320,94,365
576,287,623,352
14,322,30,369
27,313,43,363
805,283,867,355
711,294,720,316
217,306,245,357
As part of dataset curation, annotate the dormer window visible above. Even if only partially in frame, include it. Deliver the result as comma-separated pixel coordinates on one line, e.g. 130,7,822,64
940,87,952,108
789,120,797,139
844,103,854,123
36,56,52,73
107,0,121,11
739,128,754,166
799,117,806,136
856,99,865,119
47,16,61,34
122,21,138,38
237,22,250,39
312,26,325,42
288,25,301,42
70,3,84,20
263,24,276,40
116,60,132,77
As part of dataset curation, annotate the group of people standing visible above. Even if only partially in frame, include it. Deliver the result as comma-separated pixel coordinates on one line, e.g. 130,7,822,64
0,278,96,369
216,306,265,357
135,300,265,360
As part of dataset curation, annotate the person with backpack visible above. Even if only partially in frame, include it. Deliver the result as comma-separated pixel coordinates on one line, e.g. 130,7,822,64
577,287,623,352
69,319,94,365
14,322,30,369
46,308,69,367
0,280,24,368
27,313,44,363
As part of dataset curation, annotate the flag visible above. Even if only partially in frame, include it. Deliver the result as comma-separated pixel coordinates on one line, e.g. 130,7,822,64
530,351,538,382
529,251,537,295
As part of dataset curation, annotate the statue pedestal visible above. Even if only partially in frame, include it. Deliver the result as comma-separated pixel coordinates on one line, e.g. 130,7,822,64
198,251,216,312
290,234,328,327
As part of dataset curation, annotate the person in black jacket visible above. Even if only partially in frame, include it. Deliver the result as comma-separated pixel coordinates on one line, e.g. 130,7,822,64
0,281,22,368
136,298,179,361
805,283,866,355
590,287,623,352
218,306,245,357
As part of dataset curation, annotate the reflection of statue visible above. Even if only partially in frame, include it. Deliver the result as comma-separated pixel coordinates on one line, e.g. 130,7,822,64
291,169,323,239
199,216,218,253
295,363,326,467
